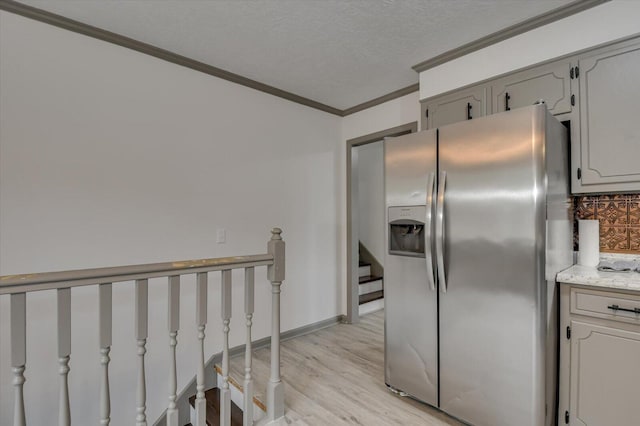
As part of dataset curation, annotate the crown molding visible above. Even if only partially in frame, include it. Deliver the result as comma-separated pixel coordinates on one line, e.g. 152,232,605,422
0,0,345,115
412,0,610,73
341,83,419,116
0,0,607,116
10,0,601,117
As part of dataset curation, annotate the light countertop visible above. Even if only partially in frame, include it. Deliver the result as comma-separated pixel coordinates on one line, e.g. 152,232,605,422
557,254,640,292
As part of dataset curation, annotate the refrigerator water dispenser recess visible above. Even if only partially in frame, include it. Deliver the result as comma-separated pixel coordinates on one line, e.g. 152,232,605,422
388,205,426,258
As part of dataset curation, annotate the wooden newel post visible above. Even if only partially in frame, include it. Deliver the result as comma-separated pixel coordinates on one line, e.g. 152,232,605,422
266,228,285,421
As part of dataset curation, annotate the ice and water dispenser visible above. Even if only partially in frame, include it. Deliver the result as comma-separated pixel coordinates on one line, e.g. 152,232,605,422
388,205,426,258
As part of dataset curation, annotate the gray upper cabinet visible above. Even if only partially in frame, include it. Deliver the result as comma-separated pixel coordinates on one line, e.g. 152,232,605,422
491,60,573,116
419,34,640,194
422,86,487,130
575,39,640,192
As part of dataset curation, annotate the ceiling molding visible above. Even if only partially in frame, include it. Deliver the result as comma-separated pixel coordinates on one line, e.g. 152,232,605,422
341,83,419,117
0,0,344,115
4,0,589,117
412,0,610,73
0,0,418,117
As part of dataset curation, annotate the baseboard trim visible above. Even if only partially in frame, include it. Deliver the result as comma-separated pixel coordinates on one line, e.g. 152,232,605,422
153,314,346,425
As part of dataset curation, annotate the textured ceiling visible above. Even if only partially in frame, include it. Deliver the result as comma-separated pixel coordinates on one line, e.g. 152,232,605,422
14,0,575,110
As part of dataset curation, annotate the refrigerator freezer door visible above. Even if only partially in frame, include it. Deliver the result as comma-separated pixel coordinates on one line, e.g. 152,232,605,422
438,105,548,426
384,130,438,406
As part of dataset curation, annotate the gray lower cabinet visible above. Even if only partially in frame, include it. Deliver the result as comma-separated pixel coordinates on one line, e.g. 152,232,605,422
492,60,573,116
559,285,640,425
574,39,640,192
421,86,487,130
569,321,640,425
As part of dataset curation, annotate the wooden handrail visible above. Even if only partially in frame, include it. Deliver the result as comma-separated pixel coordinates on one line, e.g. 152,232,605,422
0,254,274,294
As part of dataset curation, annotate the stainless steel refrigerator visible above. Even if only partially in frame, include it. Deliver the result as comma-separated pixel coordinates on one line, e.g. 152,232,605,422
384,105,573,426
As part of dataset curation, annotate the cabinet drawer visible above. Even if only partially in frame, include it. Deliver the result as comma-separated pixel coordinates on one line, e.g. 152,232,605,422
571,287,640,324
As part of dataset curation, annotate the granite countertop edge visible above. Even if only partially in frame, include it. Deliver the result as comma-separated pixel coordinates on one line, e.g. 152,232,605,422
557,253,640,292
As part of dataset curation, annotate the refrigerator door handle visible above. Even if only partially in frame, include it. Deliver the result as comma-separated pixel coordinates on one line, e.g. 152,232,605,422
436,171,447,293
425,172,436,291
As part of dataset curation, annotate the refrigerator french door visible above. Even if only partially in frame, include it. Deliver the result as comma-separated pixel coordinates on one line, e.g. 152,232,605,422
384,105,571,426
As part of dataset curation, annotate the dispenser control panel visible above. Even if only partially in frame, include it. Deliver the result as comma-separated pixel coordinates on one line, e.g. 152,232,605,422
388,205,426,258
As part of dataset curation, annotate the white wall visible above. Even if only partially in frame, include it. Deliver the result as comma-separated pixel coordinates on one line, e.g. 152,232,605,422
420,0,640,100
0,11,342,425
340,92,420,312
342,91,421,141
356,141,384,264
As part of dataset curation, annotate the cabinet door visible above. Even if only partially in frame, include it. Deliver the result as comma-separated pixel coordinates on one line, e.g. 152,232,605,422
569,321,640,425
423,86,486,129
578,42,640,190
492,60,572,115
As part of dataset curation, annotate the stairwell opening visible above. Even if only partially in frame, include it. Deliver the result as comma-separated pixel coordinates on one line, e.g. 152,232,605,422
346,122,417,323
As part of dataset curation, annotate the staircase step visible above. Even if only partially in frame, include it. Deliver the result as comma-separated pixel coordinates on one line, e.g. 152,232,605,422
358,260,371,267
188,387,243,426
358,264,371,277
359,278,383,295
214,364,267,412
359,275,383,284
359,290,384,305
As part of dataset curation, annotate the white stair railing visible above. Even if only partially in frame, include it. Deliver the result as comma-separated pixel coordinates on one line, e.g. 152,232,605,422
11,292,27,426
266,230,285,422
135,278,148,426
57,287,71,426
1,228,285,426
195,272,208,426
99,283,112,426
243,267,255,426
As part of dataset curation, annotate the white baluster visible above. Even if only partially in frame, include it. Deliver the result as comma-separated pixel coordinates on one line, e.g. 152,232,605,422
266,228,285,421
167,275,180,426
99,283,112,426
195,272,208,426
135,279,148,426
243,267,255,426
220,269,232,426
11,293,26,426
57,288,71,426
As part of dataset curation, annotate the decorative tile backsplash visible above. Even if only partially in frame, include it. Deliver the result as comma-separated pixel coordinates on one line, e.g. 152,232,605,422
574,194,640,253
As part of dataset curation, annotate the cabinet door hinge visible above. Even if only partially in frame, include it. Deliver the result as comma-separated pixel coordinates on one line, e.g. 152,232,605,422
571,94,575,106
570,67,574,79
566,326,572,339
577,168,582,180
565,410,570,424
575,66,579,79
425,108,429,118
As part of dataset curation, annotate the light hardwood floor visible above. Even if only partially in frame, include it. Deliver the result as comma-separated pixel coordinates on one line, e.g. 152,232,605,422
228,310,462,425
